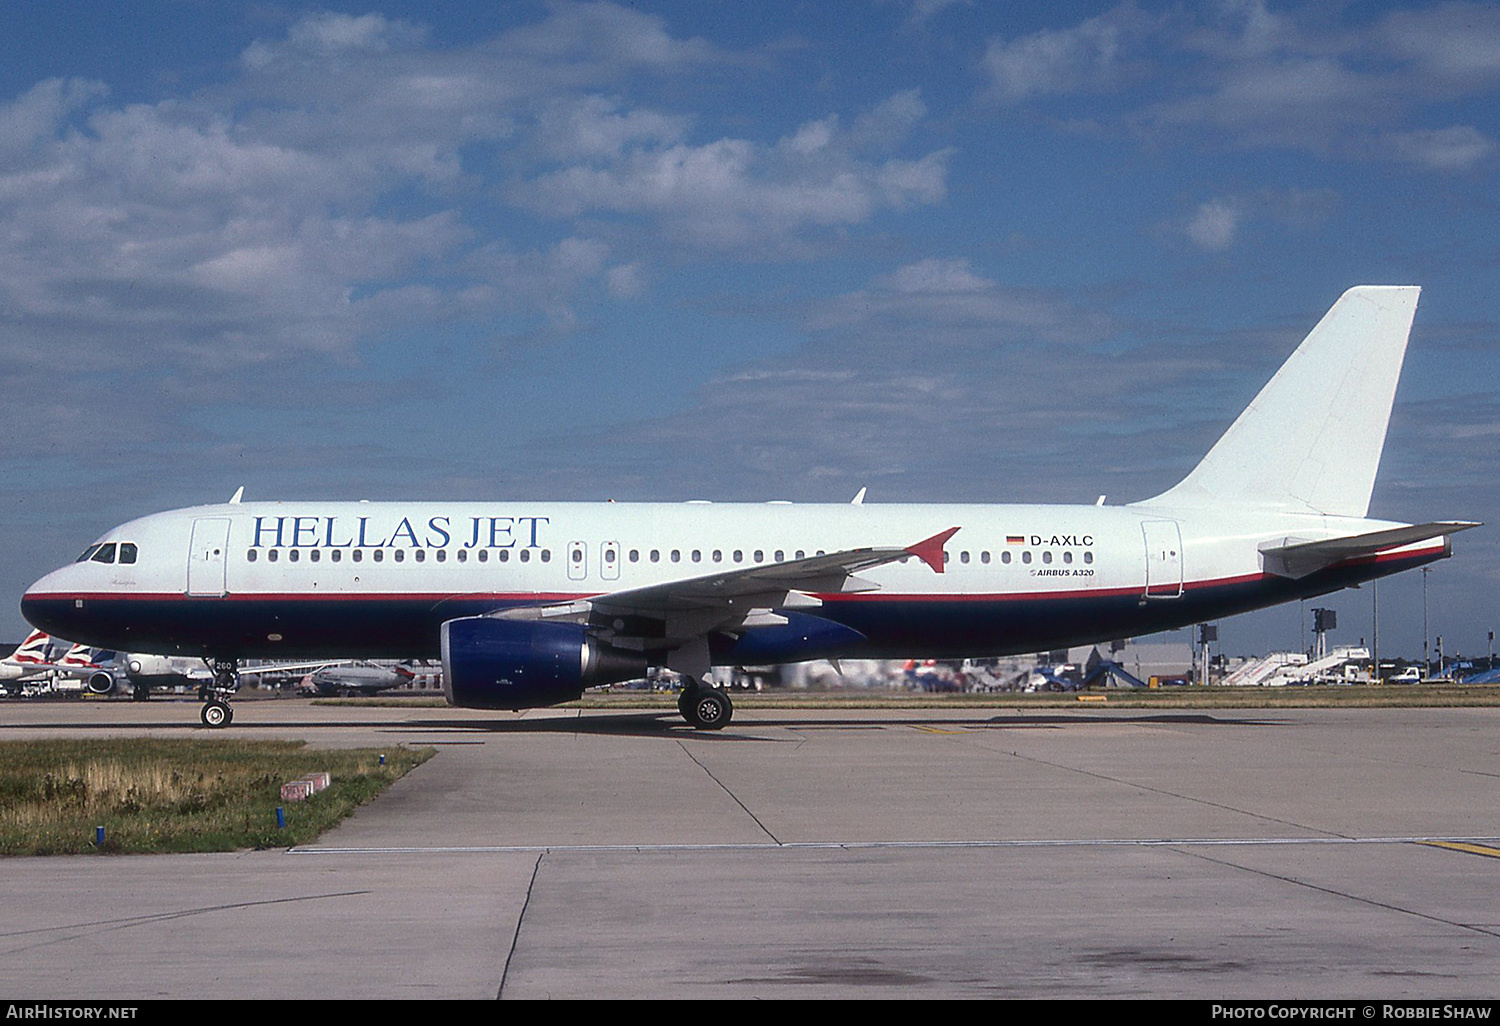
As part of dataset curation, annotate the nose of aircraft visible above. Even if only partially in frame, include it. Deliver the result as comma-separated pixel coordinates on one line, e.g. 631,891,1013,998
20,565,80,638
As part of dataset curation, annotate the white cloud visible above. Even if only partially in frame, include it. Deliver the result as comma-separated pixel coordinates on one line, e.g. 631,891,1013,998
1185,199,1240,251
518,93,950,253
982,4,1156,103
986,2,1500,172
1386,126,1496,172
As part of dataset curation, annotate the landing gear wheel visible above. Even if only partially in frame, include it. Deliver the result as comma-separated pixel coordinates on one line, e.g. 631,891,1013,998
677,689,694,721
689,688,732,730
201,700,233,728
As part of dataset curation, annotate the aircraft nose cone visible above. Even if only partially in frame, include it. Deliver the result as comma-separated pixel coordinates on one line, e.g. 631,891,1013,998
20,568,80,637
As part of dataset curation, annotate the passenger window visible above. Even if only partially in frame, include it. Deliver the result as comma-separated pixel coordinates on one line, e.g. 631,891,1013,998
960,551,970,564
1022,551,1032,564
733,550,743,563
435,550,445,562
541,550,551,562
415,550,425,562
713,550,722,562
394,549,404,563
650,550,660,563
91,543,117,564
332,550,342,563
119,543,137,564
482,550,492,562
629,550,639,562
671,550,681,563
1084,551,1093,564
1002,551,1011,564
1042,551,1052,564
457,549,467,563
754,550,763,562
373,550,383,562
692,550,701,562
1063,551,1072,564
289,550,300,562
247,549,257,562
519,550,529,563
981,551,990,564
310,550,320,563
497,550,507,562
269,550,279,563
775,550,784,562
795,550,805,560
353,550,363,562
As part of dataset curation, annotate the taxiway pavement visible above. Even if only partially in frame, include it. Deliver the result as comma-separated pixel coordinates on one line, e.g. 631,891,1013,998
2,699,1498,999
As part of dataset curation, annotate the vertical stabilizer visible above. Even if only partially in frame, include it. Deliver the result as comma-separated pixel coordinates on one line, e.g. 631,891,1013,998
1135,286,1419,518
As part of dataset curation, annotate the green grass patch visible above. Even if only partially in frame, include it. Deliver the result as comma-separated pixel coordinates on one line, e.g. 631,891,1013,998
0,739,433,856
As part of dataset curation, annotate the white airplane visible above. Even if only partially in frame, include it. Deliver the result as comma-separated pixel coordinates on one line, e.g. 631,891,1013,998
81,652,350,700
0,629,61,681
21,287,1478,728
300,662,436,697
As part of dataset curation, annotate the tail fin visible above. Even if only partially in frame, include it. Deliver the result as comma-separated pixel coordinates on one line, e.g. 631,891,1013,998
1135,286,1420,518
8,629,52,664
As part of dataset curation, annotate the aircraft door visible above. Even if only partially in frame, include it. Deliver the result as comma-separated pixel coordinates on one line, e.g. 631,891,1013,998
601,541,620,581
567,540,588,581
187,518,232,597
1142,519,1183,599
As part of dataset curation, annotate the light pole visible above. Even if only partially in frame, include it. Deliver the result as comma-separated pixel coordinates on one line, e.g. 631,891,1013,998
1422,567,1430,676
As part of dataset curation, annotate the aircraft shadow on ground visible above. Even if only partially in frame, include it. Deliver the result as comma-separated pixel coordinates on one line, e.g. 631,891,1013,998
0,711,1280,740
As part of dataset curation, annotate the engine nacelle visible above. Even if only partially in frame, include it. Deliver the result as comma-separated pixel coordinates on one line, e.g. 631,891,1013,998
441,617,647,710
86,670,119,695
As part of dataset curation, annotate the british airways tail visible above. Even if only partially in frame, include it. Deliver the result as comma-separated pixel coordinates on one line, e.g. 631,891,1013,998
1136,286,1420,517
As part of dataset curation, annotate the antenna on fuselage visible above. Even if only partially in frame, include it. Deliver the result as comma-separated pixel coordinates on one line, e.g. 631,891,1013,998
229,487,244,504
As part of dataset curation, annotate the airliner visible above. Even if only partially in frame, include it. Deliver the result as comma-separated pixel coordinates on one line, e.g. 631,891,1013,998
21,287,1478,728
80,652,346,700
0,630,60,681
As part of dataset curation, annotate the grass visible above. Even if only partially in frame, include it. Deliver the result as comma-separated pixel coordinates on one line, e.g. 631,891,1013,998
0,739,433,856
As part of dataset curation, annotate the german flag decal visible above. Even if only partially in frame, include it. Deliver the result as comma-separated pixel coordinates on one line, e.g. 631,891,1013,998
1006,536,1025,544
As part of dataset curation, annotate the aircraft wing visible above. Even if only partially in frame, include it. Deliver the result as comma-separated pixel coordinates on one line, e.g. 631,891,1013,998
492,527,960,666
237,659,353,677
1260,521,1481,579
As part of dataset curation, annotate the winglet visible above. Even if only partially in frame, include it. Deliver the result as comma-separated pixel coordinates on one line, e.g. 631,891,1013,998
906,527,960,574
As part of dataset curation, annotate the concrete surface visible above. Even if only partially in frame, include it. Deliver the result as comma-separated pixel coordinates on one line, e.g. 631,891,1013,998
2,699,1498,998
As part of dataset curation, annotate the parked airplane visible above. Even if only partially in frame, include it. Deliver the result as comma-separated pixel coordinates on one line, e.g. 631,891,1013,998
0,629,59,681
300,662,436,697
83,653,347,700
21,287,1478,729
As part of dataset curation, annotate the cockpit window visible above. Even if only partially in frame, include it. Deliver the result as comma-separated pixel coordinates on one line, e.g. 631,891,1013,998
75,544,102,563
118,543,138,564
90,543,117,564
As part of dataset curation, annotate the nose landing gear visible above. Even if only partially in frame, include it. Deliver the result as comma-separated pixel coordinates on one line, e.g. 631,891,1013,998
198,658,238,728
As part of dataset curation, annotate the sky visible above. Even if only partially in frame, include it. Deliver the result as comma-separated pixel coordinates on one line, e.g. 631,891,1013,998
1,0,1496,663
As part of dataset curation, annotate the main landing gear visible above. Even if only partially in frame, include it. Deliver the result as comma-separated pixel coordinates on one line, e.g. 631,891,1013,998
678,679,733,730
198,658,239,728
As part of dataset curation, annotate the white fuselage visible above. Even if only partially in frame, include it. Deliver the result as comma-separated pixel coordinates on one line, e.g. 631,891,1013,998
21,499,1444,663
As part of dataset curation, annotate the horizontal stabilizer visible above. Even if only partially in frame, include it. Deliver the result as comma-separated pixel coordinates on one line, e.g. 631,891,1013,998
1260,521,1480,579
